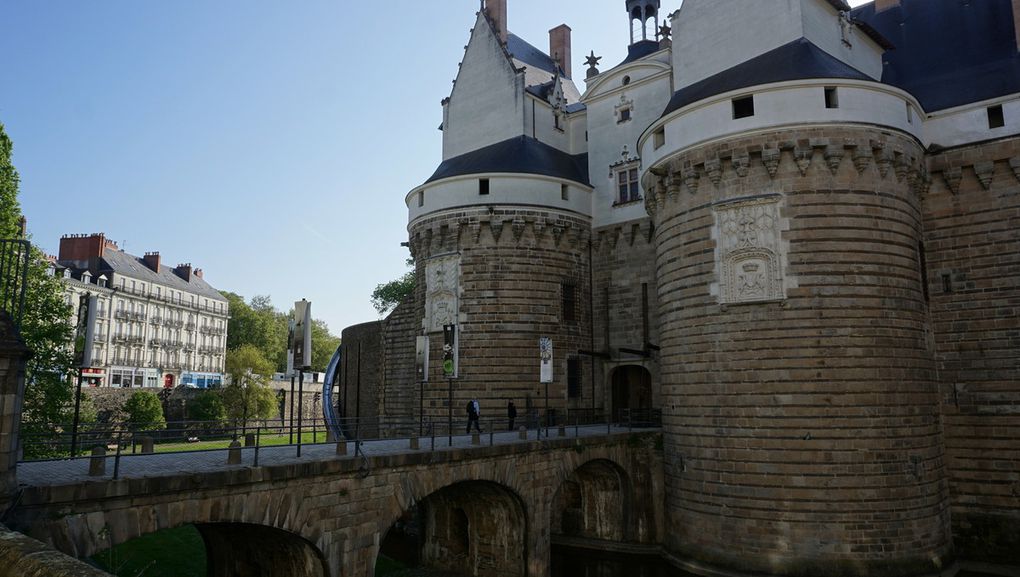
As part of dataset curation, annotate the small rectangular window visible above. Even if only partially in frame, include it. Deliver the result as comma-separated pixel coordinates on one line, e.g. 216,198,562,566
653,128,665,150
561,184,569,201
942,274,953,294
732,96,755,119
616,167,640,204
825,87,839,109
618,108,632,123
988,105,1005,129
561,283,577,323
417,191,424,207
906,102,914,124
567,358,581,399
479,178,490,195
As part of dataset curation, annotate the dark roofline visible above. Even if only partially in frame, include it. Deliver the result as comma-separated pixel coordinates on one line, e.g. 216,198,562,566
660,38,873,118
425,136,590,187
853,17,895,50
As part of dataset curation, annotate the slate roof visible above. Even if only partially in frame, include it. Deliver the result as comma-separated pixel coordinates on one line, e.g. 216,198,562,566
853,0,1020,112
507,34,567,78
63,249,228,302
619,40,662,66
425,136,590,186
661,38,873,117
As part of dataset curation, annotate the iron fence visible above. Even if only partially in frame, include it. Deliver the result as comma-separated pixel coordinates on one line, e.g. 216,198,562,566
0,238,30,330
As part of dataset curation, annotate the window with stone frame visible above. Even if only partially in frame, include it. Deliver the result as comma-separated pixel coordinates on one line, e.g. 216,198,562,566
561,283,578,323
615,165,641,205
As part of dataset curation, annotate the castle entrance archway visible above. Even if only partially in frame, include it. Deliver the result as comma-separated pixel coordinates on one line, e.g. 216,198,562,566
610,365,652,422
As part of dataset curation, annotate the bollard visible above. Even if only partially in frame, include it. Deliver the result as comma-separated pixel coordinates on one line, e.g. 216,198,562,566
336,441,348,456
88,446,106,476
558,425,566,437
227,440,242,465
409,437,420,451
140,437,154,454
471,432,481,446
518,426,528,440
244,433,256,447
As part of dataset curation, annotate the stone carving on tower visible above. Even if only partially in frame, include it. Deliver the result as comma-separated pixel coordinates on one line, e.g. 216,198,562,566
425,255,461,332
712,196,789,304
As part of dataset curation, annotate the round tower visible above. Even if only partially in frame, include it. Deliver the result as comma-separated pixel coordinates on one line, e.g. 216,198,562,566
639,74,952,574
406,138,594,426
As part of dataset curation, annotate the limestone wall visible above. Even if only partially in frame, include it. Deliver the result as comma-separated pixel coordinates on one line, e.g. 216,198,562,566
924,137,1020,564
645,126,952,576
0,523,110,577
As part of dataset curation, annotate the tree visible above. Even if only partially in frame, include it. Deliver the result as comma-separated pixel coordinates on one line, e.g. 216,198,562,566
187,391,227,424
223,344,278,427
1,122,77,454
371,258,415,316
124,391,166,432
311,319,340,373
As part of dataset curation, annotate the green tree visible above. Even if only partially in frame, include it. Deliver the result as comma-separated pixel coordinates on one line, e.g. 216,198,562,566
124,391,166,431
371,258,415,315
310,319,340,373
1,122,77,455
223,345,278,427
187,391,227,424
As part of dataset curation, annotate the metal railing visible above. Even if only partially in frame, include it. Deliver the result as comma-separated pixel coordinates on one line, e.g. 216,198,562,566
0,238,30,330
17,409,663,475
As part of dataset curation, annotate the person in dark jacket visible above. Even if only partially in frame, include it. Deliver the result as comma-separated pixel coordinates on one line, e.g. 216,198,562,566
466,399,481,433
507,400,517,430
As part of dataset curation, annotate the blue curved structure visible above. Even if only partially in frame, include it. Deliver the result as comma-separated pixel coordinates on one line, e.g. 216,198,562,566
322,344,346,440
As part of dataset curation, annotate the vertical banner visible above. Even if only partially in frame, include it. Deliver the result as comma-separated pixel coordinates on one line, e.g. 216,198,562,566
286,318,295,377
293,300,313,370
539,337,553,384
442,324,457,378
74,294,98,368
416,335,430,382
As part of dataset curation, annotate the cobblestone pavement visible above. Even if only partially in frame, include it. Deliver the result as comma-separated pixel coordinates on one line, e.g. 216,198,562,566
17,424,643,487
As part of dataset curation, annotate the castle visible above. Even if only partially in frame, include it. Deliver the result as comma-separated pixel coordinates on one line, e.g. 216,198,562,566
340,0,1020,574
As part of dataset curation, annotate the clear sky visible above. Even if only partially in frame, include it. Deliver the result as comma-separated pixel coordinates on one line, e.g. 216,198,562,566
1,0,871,335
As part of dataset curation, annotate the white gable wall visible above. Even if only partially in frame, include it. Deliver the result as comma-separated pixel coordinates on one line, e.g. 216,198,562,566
443,13,526,160
800,0,883,80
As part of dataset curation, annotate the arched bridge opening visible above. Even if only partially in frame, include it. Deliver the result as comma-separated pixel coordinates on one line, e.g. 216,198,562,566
377,481,528,577
552,459,631,543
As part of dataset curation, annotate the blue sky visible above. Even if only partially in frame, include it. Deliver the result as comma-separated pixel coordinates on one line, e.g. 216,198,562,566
1,0,869,335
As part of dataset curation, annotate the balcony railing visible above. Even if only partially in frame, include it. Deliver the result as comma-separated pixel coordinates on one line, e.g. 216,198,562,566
0,239,30,330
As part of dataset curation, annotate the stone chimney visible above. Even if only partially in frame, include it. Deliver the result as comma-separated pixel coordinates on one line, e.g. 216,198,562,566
143,252,161,273
485,0,508,44
550,24,572,78
175,263,193,282
875,0,900,12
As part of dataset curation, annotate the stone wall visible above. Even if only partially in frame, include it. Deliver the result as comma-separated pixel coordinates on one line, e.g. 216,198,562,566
379,298,419,426
0,523,110,577
645,126,952,576
339,320,384,437
0,313,28,514
408,207,594,427
924,136,1020,564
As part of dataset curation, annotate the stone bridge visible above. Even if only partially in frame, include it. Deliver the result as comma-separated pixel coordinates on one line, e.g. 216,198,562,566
5,431,664,577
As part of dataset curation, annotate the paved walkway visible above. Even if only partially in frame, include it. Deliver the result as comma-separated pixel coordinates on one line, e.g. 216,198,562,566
17,424,648,487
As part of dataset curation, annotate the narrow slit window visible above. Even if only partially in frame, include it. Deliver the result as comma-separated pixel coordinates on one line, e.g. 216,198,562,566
942,274,953,294
988,105,1005,129
567,358,581,398
653,128,665,150
417,191,424,207
825,87,839,109
732,96,755,119
561,184,569,201
906,102,914,124
562,283,577,323
479,178,490,195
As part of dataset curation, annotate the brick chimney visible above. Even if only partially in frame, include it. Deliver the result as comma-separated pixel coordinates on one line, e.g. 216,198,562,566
550,24,572,78
175,263,193,282
875,0,900,13
485,0,508,44
143,252,161,273
58,233,115,266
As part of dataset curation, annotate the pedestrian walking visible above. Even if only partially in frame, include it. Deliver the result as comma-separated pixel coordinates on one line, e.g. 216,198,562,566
466,399,481,433
507,400,517,431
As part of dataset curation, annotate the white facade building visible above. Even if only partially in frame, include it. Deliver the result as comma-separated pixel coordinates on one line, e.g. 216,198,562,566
54,233,229,389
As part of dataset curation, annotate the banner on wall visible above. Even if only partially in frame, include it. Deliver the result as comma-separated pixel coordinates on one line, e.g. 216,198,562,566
539,337,553,384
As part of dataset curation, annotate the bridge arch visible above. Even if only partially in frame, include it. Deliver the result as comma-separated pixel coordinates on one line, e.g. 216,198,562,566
378,479,529,577
552,458,632,542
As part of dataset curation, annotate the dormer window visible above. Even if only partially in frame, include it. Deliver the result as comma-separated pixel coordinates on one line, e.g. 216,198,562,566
98,275,108,288
82,272,92,284
62,269,71,279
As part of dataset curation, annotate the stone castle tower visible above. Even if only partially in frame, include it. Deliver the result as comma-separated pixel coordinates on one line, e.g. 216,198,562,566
341,0,1020,574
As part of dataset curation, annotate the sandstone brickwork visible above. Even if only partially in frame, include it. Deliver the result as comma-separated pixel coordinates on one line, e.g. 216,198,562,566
645,126,952,576
0,313,28,515
924,136,1020,564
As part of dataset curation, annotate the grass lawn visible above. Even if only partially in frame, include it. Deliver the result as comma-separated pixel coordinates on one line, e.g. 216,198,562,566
146,431,330,454
92,524,206,577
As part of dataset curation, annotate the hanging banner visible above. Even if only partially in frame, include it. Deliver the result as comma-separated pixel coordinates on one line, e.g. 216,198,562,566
286,318,295,377
416,335,430,382
442,324,457,379
74,293,98,368
293,300,312,370
539,337,553,384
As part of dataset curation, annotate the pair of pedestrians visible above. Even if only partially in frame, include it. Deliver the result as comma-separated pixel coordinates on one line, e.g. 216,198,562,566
466,399,518,432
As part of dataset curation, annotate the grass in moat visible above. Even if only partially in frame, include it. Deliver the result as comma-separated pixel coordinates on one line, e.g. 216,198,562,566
147,430,329,454
91,524,206,577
